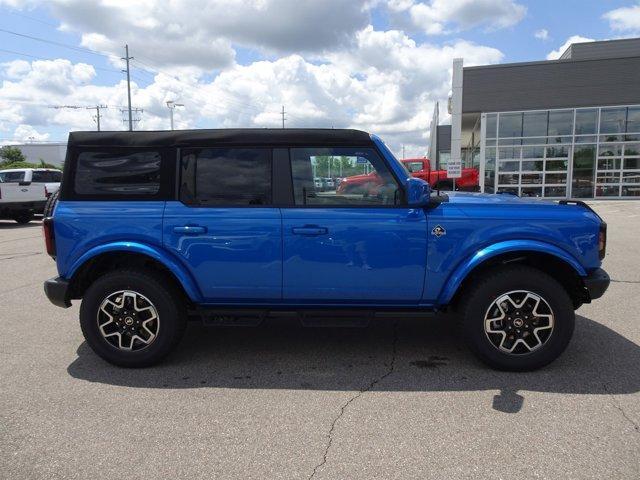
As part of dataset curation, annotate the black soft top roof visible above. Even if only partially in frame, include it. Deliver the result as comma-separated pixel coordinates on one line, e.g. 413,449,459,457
67,128,374,148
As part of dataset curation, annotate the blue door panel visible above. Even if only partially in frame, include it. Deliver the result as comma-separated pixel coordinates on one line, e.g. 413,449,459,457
281,208,427,302
163,201,282,301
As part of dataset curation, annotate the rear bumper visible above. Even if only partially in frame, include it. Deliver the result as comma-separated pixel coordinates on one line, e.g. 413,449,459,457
584,268,610,301
0,201,46,216
44,276,71,308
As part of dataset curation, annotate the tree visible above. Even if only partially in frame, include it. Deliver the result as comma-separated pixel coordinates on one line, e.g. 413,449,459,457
0,146,27,166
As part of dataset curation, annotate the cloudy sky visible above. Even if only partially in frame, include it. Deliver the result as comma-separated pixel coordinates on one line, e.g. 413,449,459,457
0,0,639,156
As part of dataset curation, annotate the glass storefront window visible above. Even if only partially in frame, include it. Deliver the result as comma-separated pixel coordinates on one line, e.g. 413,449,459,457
626,107,640,133
546,159,568,170
598,158,621,170
521,160,543,171
484,105,640,199
599,144,623,157
522,146,544,158
625,158,640,169
625,144,640,156
545,173,567,184
545,186,566,197
499,113,522,138
486,114,497,138
575,109,598,135
546,145,569,158
572,145,596,198
600,107,627,134
523,111,548,137
548,110,573,137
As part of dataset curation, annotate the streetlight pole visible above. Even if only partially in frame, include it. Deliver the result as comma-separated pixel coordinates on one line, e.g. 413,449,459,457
166,101,184,130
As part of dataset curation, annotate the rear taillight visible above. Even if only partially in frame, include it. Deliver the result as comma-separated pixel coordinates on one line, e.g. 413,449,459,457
43,217,56,258
45,185,50,197
599,222,607,260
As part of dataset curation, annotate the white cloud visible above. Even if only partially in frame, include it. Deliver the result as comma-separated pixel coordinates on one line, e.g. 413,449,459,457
12,124,50,142
389,0,526,35
603,4,640,32
0,26,503,157
534,29,549,40
546,35,594,60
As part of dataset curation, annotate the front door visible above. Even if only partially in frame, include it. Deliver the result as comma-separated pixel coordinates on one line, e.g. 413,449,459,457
163,147,281,302
282,147,427,303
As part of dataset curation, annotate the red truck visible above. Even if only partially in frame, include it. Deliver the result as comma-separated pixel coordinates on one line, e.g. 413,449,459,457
337,158,478,194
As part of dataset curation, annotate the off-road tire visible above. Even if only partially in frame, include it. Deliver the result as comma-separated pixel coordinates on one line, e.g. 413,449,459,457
80,269,187,367
43,190,59,217
460,265,575,371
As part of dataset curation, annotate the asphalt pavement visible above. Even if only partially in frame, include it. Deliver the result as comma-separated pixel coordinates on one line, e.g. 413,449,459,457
1,202,639,479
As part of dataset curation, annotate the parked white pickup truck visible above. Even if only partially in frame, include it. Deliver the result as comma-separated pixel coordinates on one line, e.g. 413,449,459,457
0,168,62,223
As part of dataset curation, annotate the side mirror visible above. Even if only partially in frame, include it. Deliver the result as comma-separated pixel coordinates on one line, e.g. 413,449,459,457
18,181,31,186
406,177,431,207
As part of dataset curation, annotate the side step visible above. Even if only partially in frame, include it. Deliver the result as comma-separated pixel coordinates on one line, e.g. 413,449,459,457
190,306,437,327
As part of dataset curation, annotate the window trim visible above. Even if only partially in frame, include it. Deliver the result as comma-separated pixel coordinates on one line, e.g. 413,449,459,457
177,146,275,208
284,145,408,209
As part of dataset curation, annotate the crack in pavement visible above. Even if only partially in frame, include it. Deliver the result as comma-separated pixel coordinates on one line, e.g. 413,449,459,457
610,279,640,284
602,383,640,433
0,252,42,261
308,323,398,480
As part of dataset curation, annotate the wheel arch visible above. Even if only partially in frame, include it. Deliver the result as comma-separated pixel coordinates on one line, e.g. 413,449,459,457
440,240,588,309
66,243,202,304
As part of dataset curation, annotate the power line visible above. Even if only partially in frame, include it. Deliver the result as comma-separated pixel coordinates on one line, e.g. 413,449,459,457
0,48,122,74
5,10,60,28
0,28,120,61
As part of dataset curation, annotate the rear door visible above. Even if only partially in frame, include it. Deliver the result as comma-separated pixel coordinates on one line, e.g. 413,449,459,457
163,147,282,302
281,147,427,303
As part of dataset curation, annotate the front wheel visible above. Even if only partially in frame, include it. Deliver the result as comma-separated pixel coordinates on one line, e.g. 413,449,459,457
79,270,187,367
460,265,575,371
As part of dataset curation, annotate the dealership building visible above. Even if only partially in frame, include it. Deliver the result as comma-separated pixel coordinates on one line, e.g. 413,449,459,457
445,37,640,199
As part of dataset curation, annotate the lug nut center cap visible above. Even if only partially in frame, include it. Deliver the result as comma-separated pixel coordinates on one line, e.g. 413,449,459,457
124,316,134,326
513,318,524,328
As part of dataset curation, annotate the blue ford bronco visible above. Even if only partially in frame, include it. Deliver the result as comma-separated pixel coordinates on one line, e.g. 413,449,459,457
43,129,610,370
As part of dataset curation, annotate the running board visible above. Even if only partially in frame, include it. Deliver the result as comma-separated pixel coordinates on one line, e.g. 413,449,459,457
190,306,436,327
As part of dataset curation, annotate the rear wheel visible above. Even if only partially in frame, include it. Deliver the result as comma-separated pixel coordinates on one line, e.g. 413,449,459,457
460,265,575,371
80,270,187,367
13,212,34,224
43,190,59,217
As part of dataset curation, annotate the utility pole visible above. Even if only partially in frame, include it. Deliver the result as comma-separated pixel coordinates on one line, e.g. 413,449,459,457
90,105,108,131
402,145,405,160
122,44,134,131
166,101,184,130
120,107,143,130
281,105,286,128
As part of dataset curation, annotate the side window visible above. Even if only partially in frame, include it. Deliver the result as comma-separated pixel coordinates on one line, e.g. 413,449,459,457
290,147,402,206
51,171,63,182
0,171,25,183
405,161,424,173
180,148,271,206
74,150,161,196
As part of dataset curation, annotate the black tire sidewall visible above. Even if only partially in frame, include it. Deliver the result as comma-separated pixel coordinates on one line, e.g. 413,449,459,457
14,212,33,224
462,266,575,371
80,270,185,367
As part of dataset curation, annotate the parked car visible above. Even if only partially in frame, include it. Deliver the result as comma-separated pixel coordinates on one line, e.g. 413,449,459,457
0,168,61,223
337,157,478,195
43,129,609,370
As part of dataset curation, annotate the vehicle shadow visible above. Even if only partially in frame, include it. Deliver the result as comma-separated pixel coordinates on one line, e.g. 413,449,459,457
0,219,41,229
67,315,640,413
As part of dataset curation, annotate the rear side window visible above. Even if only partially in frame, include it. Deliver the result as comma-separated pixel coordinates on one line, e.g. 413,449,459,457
0,171,25,182
74,150,162,196
180,148,272,206
32,171,62,182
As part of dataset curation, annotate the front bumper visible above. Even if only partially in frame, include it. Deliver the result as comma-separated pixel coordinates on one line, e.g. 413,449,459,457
584,268,610,301
44,277,71,308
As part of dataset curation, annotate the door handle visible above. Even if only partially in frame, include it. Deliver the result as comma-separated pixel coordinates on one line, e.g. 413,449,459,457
173,225,207,235
292,226,328,236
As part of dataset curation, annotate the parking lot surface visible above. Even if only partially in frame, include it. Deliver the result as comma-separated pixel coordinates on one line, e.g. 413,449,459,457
1,201,639,479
